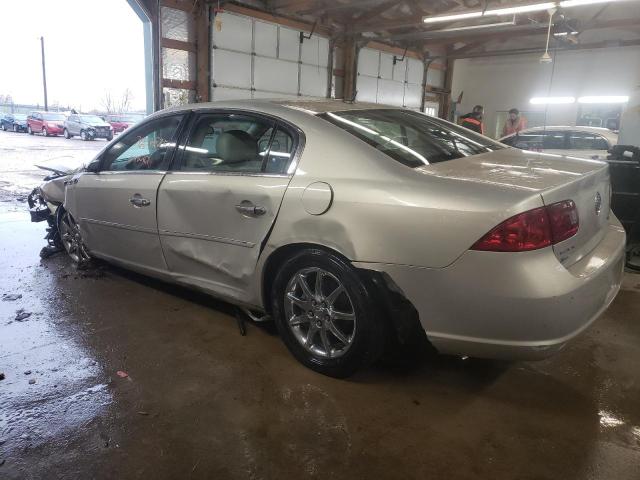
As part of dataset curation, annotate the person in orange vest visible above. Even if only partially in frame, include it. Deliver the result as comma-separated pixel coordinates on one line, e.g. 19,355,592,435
459,105,484,134
502,108,527,137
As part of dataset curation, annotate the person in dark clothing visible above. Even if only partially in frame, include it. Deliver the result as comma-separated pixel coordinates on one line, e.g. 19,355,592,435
459,105,484,135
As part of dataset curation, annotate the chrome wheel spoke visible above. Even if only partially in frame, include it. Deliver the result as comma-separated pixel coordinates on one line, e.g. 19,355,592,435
325,285,345,306
286,292,311,311
331,310,355,322
305,323,318,345
297,273,314,300
315,271,323,299
327,320,349,345
289,314,310,327
319,328,332,357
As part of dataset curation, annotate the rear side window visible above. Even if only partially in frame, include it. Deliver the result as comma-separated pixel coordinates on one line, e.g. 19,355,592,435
178,113,296,174
512,132,544,151
319,109,503,168
542,131,566,149
568,131,609,150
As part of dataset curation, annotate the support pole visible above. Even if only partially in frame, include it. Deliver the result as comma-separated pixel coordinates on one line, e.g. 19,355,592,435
40,36,48,111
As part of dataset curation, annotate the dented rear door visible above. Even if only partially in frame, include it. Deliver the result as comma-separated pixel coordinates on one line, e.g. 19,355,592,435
156,111,299,302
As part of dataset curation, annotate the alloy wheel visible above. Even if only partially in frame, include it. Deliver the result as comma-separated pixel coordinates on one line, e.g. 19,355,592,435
59,211,90,263
13,125,18,132
284,267,356,359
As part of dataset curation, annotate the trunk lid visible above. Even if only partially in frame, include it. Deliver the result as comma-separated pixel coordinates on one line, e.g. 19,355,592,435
419,148,611,266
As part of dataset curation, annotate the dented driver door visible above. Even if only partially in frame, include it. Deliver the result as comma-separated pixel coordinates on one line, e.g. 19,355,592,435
156,111,300,302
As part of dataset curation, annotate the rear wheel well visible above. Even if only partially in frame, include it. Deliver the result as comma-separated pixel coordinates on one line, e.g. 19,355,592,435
261,243,429,351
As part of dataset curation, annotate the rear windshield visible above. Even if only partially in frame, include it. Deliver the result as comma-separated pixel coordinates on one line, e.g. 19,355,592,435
43,113,65,121
319,109,504,168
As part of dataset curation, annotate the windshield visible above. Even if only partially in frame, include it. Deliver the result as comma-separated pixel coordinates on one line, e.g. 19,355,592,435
319,109,505,168
80,115,104,123
14,114,27,120
43,113,65,121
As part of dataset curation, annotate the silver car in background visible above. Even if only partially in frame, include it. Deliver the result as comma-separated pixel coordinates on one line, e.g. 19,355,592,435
59,100,625,377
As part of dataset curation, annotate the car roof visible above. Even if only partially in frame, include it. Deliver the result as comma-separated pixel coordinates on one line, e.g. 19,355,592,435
501,125,618,142
158,98,400,117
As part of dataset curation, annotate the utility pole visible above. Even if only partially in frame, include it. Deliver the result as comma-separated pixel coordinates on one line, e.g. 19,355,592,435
40,36,48,111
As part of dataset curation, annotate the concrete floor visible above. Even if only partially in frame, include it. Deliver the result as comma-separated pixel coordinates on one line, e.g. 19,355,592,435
1,132,640,479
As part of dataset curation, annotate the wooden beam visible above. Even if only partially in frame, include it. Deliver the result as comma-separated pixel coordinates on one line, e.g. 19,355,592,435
162,79,196,90
160,0,194,13
299,0,385,16
352,0,398,24
364,40,423,60
350,15,424,33
161,38,196,52
195,1,209,102
271,0,318,11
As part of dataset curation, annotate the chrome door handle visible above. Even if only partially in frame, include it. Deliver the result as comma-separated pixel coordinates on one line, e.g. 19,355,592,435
129,195,151,207
235,203,266,216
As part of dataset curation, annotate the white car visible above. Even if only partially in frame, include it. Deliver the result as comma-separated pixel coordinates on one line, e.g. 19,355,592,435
500,126,618,160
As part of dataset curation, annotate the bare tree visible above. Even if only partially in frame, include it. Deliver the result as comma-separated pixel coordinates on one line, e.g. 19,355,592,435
118,88,133,113
101,90,115,114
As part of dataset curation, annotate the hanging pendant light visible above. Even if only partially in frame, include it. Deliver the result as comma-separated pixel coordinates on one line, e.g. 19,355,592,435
540,8,557,63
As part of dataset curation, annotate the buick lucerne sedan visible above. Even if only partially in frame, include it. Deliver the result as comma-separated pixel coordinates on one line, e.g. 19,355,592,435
59,100,625,377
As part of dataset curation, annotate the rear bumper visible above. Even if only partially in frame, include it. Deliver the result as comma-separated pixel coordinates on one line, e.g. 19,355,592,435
354,217,626,360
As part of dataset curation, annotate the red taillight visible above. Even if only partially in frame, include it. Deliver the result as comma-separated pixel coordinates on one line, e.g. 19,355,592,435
471,200,579,252
547,200,579,243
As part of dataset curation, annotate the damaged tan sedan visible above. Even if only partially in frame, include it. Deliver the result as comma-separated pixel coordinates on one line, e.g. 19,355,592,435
60,100,626,377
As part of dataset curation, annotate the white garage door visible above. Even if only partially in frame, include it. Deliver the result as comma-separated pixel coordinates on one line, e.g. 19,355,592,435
211,12,329,101
356,48,424,110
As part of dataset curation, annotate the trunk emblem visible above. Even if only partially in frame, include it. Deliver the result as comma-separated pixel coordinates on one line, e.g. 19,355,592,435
594,192,602,216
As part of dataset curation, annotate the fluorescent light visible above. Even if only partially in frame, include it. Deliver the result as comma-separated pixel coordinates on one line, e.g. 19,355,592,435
553,31,579,36
578,95,629,103
432,21,515,33
530,96,576,104
488,2,556,15
423,11,483,23
423,0,618,23
560,0,618,7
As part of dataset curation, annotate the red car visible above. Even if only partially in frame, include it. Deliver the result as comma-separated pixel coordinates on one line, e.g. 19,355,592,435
27,111,66,136
104,113,145,134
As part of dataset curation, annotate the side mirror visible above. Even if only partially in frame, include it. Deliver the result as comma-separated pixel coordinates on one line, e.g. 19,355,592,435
86,161,100,173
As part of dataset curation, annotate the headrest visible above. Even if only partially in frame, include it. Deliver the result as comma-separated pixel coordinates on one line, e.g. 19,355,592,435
216,130,258,164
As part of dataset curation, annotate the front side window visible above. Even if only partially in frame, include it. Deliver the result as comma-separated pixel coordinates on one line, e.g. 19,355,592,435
179,113,294,174
568,131,609,150
319,109,504,168
101,115,184,171
513,132,544,151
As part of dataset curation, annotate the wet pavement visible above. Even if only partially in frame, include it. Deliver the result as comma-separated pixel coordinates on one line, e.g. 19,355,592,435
1,132,640,479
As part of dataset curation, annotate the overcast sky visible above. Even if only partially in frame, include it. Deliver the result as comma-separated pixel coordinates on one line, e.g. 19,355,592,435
0,0,146,112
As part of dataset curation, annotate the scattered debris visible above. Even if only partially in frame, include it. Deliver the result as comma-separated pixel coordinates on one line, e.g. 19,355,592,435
234,308,247,336
412,399,421,406
24,370,32,375
2,293,22,301
40,245,62,259
0,459,5,467
0,373,5,381
116,371,128,378
15,309,32,322
28,379,36,385
137,411,149,416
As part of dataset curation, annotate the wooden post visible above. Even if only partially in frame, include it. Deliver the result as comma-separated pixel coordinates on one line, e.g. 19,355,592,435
195,1,210,103
441,57,455,121
342,37,357,101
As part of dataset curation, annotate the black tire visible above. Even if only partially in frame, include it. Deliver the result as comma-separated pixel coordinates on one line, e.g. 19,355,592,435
28,125,33,135
1,123,6,131
271,248,385,378
106,135,113,142
63,128,71,139
42,127,48,137
13,125,18,133
80,130,87,141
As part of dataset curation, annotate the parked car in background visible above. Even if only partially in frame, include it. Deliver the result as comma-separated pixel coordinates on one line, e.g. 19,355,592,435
1,113,28,132
500,126,618,160
64,114,113,141
27,111,66,136
104,113,145,134
58,99,625,377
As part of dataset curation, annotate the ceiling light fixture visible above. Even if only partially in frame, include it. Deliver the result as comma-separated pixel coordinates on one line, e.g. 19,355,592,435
423,0,620,24
530,96,576,104
578,95,629,103
432,21,516,33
